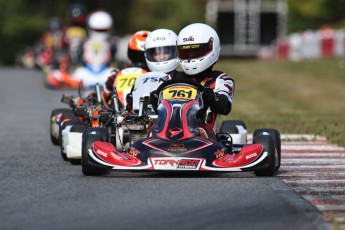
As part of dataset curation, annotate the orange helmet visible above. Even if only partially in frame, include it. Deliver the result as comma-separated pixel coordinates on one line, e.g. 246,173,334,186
127,30,150,69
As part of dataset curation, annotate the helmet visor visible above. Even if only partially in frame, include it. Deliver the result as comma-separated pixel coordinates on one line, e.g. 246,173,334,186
91,28,111,33
177,38,213,60
146,46,177,62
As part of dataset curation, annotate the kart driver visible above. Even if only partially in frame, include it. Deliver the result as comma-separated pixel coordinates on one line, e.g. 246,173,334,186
102,30,150,108
144,28,179,75
176,23,235,139
81,10,116,67
131,28,181,113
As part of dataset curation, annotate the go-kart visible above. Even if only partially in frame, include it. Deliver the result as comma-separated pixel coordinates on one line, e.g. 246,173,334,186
45,38,113,89
50,82,104,163
50,83,84,146
81,79,281,176
62,72,167,164
60,83,107,164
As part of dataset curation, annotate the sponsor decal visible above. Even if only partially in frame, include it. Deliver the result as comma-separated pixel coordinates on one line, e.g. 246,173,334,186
153,36,165,41
179,44,200,50
151,157,202,170
169,128,182,138
96,149,107,158
214,149,225,159
246,152,258,160
168,144,187,152
111,152,122,160
129,147,140,157
183,36,194,42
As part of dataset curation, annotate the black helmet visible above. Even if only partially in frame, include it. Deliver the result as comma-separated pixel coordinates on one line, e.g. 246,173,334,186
48,17,61,31
67,3,87,26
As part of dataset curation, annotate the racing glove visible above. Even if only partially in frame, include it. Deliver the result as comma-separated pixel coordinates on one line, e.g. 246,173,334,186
149,90,159,114
104,69,119,92
202,87,216,107
202,87,232,115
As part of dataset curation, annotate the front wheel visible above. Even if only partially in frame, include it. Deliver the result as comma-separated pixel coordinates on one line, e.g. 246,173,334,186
253,129,281,171
253,135,278,176
81,128,109,176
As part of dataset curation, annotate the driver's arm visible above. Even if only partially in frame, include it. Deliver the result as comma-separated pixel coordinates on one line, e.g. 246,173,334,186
207,75,234,115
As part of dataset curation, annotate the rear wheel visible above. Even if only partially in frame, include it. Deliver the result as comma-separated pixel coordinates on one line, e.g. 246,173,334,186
253,135,277,176
50,108,73,145
219,120,247,133
70,159,81,165
219,120,247,145
253,129,281,171
81,128,109,176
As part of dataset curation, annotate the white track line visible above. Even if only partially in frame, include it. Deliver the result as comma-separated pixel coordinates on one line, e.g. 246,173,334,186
282,145,345,151
283,179,345,183
282,159,345,163
281,165,345,169
282,153,345,157
314,205,345,211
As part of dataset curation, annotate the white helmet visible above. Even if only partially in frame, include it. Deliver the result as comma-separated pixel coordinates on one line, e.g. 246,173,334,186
177,23,220,75
144,29,179,73
88,10,113,39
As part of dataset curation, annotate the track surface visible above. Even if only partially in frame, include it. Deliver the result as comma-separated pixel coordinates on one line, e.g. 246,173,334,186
0,68,332,230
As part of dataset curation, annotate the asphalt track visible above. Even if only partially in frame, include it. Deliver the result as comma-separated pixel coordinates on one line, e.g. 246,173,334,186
0,68,332,230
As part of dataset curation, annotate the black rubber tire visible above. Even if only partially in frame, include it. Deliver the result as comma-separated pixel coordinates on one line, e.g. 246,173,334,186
50,108,73,145
219,120,247,134
253,128,281,171
69,159,81,165
253,135,277,177
81,128,109,176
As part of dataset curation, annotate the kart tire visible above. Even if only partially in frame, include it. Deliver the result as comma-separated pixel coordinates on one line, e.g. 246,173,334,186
50,108,73,145
219,120,247,134
81,128,109,176
253,129,281,171
60,119,85,161
70,159,81,165
253,135,277,177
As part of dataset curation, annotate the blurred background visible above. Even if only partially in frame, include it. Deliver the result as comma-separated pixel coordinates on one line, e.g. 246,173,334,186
1,0,345,66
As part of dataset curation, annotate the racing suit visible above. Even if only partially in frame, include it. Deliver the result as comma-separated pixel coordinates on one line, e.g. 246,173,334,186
181,67,234,139
102,66,148,111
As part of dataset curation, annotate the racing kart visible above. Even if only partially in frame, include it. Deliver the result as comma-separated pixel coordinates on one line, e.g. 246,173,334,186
60,83,109,164
45,38,113,89
50,82,105,162
81,79,281,176
50,83,84,146
62,72,168,164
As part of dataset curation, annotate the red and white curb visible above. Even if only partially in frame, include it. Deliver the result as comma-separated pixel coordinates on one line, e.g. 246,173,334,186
277,134,345,228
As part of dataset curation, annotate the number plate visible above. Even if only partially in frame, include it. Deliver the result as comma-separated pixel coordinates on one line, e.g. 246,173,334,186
162,85,198,100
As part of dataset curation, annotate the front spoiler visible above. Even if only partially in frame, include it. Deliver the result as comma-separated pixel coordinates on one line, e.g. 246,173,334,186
87,141,269,172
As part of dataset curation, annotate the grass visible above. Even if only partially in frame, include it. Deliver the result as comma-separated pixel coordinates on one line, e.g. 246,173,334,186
214,58,345,147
